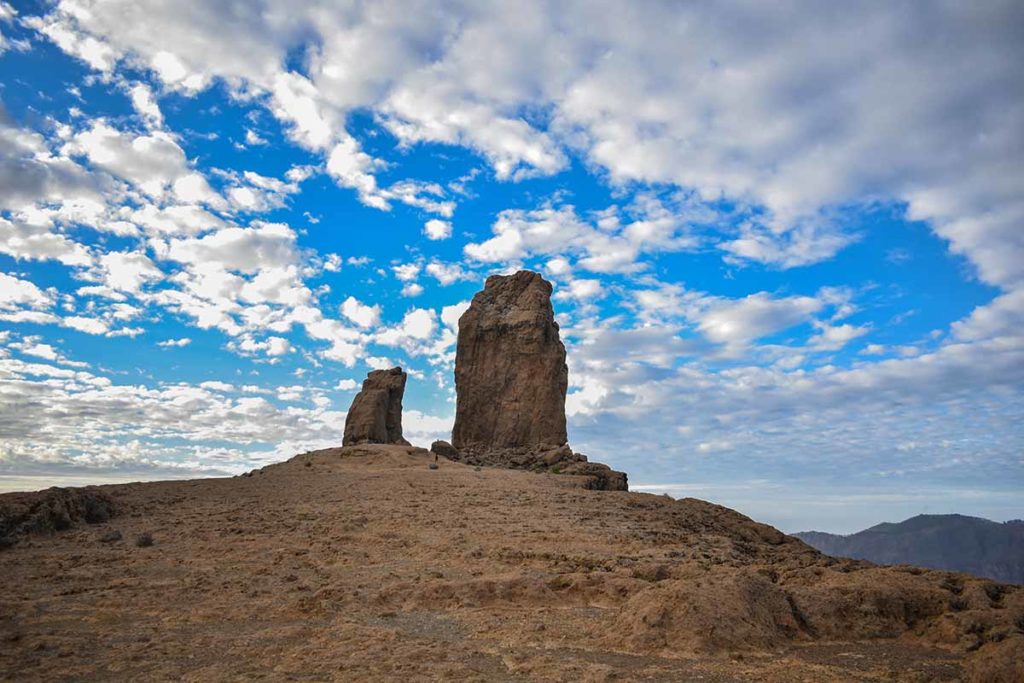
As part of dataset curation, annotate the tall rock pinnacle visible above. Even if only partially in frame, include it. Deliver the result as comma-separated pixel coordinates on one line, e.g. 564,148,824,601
452,271,568,452
449,271,627,490
343,367,411,447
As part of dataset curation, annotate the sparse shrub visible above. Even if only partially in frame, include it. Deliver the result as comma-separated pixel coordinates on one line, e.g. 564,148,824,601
135,532,154,547
984,583,1006,604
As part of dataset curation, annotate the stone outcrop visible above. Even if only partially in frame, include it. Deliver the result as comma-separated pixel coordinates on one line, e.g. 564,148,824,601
1,487,116,550
343,367,411,447
558,462,628,491
452,271,568,452
450,271,627,491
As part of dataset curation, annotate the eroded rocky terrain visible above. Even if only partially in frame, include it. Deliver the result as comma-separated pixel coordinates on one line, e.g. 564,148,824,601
2,445,1021,681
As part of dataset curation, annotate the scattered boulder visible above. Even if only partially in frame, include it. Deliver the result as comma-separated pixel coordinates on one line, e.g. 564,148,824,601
343,367,411,447
540,444,573,467
0,487,117,550
99,529,123,543
430,440,458,459
135,532,154,548
452,271,568,452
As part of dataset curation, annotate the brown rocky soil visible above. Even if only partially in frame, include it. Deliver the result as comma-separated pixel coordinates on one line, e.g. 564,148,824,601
1,445,1021,681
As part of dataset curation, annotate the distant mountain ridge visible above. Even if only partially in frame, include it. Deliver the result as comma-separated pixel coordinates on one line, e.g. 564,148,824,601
795,514,1024,585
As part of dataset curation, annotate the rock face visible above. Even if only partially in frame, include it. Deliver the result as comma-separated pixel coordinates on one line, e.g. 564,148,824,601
450,271,627,491
342,367,411,447
452,271,568,452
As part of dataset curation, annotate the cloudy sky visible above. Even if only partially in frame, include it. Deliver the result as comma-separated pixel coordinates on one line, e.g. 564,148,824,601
1,1,1021,532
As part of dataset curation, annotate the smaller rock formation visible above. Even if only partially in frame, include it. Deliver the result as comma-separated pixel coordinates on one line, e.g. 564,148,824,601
343,367,411,447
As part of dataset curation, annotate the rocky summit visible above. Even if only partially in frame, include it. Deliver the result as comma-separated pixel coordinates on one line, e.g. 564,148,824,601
342,367,410,447
1,446,1021,681
450,271,627,490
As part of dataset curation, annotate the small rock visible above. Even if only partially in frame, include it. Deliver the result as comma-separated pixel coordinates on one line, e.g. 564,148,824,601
135,532,154,547
430,440,459,458
428,463,439,470
99,530,122,543
541,444,573,466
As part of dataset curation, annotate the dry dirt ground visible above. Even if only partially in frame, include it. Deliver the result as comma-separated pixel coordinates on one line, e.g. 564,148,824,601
1,445,1022,682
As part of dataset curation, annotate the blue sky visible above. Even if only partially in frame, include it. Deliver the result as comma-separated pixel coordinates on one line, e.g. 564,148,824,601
1,1,1021,533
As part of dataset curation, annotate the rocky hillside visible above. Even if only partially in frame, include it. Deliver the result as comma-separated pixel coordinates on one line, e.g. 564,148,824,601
796,514,1024,585
1,445,1021,681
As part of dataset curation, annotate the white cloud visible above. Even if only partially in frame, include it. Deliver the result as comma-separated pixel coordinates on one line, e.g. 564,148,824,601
465,199,697,274
695,293,823,347
554,277,603,302
244,129,267,146
200,380,234,392
808,322,870,351
340,296,381,328
423,218,452,240
0,272,54,310
62,315,109,335
400,282,423,298
129,83,164,128
96,250,162,293
424,260,470,286
172,173,222,207
233,335,292,358
157,337,191,348
392,262,420,282
376,307,438,355
0,214,92,268
65,122,189,197
163,222,297,273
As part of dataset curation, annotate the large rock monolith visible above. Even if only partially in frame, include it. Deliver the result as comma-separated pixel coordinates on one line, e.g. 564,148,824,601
343,367,411,446
452,271,568,452
450,271,627,491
